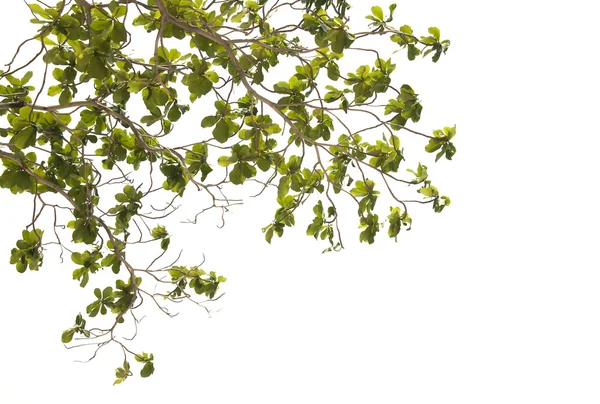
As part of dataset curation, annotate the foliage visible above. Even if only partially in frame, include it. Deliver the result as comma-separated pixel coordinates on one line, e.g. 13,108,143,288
0,0,455,383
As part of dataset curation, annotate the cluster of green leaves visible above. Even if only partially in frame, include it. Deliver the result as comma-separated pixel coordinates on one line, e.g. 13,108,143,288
10,229,44,272
113,361,131,385
0,0,455,383
0,152,39,194
389,24,450,63
302,0,350,18
365,4,397,28
151,224,171,251
419,184,451,213
108,185,143,235
385,84,423,128
306,201,339,251
87,286,115,317
61,313,90,343
345,60,395,104
113,352,154,385
387,206,412,241
72,249,103,287
202,101,241,144
425,126,457,162
167,266,227,299
301,9,355,55
184,143,212,181
324,58,397,111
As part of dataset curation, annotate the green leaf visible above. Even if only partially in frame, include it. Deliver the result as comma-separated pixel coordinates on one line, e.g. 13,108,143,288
127,81,147,93
71,252,83,265
246,0,260,10
278,176,290,200
341,99,349,113
419,186,438,197
48,85,62,96
327,61,340,81
201,115,219,128
103,286,113,298
331,30,347,54
435,146,446,162
425,138,443,153
91,19,111,31
399,25,413,34
5,75,21,86
264,226,274,244
87,56,109,79
229,163,244,185
10,126,37,150
80,272,89,288
231,10,247,23
213,119,230,143
59,88,72,106
115,193,128,203
371,6,384,20
111,5,127,18
257,157,271,172
217,155,234,167
428,27,441,40
167,105,181,122
204,71,219,83
101,254,116,267
123,185,137,199
61,328,75,343
60,14,80,28
28,3,50,19
189,77,212,97
388,3,397,20
407,44,419,61
140,361,154,378
445,143,456,160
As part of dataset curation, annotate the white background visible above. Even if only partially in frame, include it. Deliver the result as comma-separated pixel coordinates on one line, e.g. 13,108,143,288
1,0,600,403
